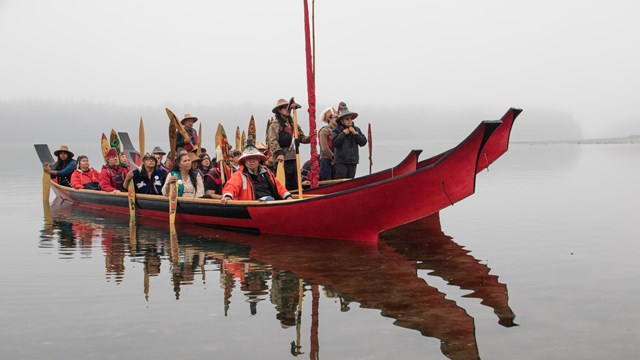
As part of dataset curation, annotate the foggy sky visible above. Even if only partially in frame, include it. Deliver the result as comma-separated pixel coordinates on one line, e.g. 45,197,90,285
1,0,639,138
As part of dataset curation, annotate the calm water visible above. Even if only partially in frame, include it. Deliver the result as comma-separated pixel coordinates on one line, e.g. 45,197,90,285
1,143,638,359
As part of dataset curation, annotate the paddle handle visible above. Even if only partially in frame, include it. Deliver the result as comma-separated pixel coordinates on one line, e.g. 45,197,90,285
169,181,177,225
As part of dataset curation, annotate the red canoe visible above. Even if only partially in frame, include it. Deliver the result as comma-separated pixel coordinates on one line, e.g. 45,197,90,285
305,107,521,195
39,116,506,242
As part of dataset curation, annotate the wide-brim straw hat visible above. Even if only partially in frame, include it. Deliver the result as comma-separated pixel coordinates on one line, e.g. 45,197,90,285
53,145,74,158
181,114,198,124
141,153,157,164
272,98,289,113
152,146,166,155
238,146,267,165
320,107,335,123
188,152,201,163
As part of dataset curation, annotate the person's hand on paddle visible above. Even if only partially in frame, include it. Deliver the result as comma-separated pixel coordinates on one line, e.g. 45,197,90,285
168,174,178,184
221,196,231,205
277,154,285,163
43,162,51,174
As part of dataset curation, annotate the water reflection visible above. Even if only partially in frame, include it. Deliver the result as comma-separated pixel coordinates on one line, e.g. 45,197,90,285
41,200,516,360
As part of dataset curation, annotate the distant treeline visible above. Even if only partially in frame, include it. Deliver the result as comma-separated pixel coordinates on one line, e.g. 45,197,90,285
3,99,583,145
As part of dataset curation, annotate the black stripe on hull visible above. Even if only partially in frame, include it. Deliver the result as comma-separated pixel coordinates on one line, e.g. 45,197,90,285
69,191,252,219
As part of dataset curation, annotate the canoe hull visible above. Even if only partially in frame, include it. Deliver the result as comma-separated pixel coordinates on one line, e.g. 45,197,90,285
50,120,499,242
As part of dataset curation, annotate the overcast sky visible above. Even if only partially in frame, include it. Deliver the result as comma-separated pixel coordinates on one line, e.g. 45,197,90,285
1,0,639,137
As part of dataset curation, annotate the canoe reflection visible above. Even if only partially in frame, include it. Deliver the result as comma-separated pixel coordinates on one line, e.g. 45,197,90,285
42,199,516,360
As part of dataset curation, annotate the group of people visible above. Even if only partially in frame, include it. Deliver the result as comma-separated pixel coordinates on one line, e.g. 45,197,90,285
44,98,367,203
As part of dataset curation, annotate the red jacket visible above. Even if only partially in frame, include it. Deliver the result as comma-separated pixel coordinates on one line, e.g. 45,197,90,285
222,165,290,201
70,168,100,189
99,165,129,192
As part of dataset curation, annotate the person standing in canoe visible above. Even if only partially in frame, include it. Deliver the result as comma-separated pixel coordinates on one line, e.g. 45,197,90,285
70,155,101,190
99,148,129,193
332,102,367,179
162,152,204,198
221,142,292,204
123,153,166,195
176,114,199,153
267,98,311,190
43,145,77,187
318,107,338,180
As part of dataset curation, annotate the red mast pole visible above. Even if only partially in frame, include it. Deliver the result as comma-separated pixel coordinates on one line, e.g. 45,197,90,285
303,0,319,188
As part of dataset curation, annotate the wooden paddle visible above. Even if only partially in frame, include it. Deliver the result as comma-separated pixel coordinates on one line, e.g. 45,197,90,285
127,179,136,225
276,160,286,185
292,107,303,197
110,129,122,160
248,115,256,143
215,123,231,181
169,179,178,225
235,126,241,151
34,144,54,204
168,116,177,166
197,122,203,156
42,169,51,203
139,117,145,156
241,131,246,150
165,107,196,151
101,133,110,164
368,123,373,175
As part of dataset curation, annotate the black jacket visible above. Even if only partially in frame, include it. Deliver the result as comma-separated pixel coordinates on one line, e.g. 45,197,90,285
331,123,367,164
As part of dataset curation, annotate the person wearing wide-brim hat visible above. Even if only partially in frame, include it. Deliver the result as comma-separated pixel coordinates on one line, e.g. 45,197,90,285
152,146,170,173
221,142,292,204
123,153,166,195
331,102,367,179
188,152,201,171
267,98,311,190
318,107,338,181
43,145,77,187
176,113,199,153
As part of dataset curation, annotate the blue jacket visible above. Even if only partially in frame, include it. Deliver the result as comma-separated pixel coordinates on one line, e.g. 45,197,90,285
131,168,166,195
52,159,77,187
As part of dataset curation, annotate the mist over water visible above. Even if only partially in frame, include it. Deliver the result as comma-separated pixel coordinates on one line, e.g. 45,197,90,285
3,99,589,147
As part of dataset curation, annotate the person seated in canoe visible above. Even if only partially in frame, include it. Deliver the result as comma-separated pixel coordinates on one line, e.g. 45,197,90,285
119,152,130,170
332,102,367,179
188,152,201,172
70,155,101,190
299,156,319,188
43,145,77,187
197,153,214,176
99,148,129,193
202,156,223,200
229,150,242,174
123,153,166,195
152,146,170,173
221,141,292,204
162,152,204,198
176,114,199,153
318,107,338,180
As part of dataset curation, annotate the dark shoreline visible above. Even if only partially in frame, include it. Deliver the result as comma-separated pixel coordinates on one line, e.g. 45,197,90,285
514,135,640,145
